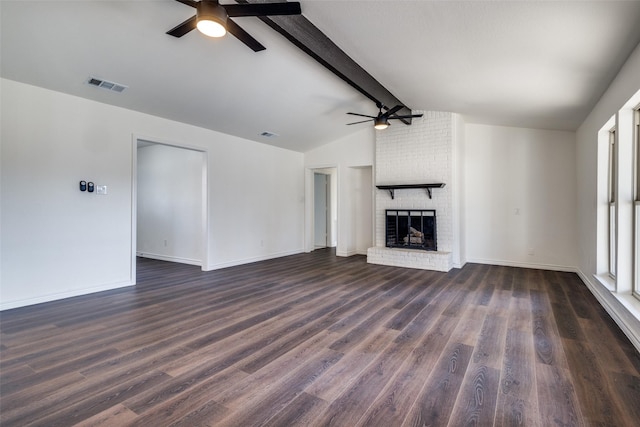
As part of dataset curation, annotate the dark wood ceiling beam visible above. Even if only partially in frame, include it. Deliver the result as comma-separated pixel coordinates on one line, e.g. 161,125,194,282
237,0,413,121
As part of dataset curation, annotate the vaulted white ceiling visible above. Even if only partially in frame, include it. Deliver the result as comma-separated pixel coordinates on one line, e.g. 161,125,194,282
2,1,640,152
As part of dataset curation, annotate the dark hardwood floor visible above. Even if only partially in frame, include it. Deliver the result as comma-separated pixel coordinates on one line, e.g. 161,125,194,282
1,249,639,426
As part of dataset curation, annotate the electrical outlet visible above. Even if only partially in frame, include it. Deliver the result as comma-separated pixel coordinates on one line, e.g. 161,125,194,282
96,185,108,195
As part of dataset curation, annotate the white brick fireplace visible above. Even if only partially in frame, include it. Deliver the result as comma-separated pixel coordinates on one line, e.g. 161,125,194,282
367,111,464,272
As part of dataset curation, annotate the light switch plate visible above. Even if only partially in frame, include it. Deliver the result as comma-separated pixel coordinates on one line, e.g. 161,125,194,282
96,185,108,195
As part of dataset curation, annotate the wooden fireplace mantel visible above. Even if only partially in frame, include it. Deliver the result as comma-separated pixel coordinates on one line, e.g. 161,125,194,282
376,183,445,199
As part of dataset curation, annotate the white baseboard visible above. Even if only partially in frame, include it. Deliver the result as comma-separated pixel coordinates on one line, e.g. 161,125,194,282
0,280,134,311
452,260,467,269
465,257,577,272
136,252,201,266
337,250,358,257
203,249,304,271
576,269,640,353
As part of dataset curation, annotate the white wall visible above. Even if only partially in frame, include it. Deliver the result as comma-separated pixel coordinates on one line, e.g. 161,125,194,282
304,127,374,256
350,166,373,255
0,79,304,310
576,43,640,349
137,143,203,265
465,124,577,270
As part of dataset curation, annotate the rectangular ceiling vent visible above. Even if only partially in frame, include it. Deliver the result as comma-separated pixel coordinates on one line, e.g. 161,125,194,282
260,131,279,138
87,77,127,93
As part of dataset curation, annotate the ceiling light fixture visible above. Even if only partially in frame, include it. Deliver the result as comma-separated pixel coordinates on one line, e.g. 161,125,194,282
374,116,390,130
196,0,228,38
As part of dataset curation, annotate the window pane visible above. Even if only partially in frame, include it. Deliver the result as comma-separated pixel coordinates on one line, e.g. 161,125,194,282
635,110,640,298
610,202,616,279
636,109,640,201
635,203,640,298
609,129,616,203
609,128,617,280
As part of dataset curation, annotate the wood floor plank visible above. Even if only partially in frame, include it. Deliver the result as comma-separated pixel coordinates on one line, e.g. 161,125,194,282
472,264,495,306
446,302,487,347
507,294,533,333
214,331,339,410
562,337,626,425
608,371,640,425
401,341,474,427
473,314,508,369
494,329,539,427
359,313,461,426
448,364,501,427
72,404,138,427
304,329,397,402
530,289,569,369
535,364,585,426
311,345,411,427
214,348,344,426
124,369,242,426
1,250,638,426
579,317,640,376
2,369,171,427
0,371,87,414
262,392,329,427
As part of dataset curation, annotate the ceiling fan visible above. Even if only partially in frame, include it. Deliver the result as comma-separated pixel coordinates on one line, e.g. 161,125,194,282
166,0,302,52
346,103,423,130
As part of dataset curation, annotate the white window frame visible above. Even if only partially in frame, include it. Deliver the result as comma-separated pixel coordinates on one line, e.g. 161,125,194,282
609,127,617,280
634,108,640,300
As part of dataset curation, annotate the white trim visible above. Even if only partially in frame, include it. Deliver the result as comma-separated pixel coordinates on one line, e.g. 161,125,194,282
465,257,577,272
594,273,616,292
337,249,359,257
577,268,640,353
305,165,339,254
131,135,138,285
0,280,134,311
204,249,304,271
452,260,467,269
136,253,201,266
131,134,210,276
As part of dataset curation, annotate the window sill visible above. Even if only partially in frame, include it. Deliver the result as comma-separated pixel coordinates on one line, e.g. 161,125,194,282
593,274,640,323
594,273,616,291
613,293,640,324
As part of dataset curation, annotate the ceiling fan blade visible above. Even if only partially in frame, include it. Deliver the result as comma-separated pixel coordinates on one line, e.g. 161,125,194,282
384,105,404,116
347,112,376,119
167,15,197,38
226,18,266,52
225,2,301,17
389,113,424,119
173,0,198,8
347,119,373,126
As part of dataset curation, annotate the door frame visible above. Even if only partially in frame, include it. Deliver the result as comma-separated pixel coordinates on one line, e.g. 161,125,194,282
314,172,330,248
131,134,209,284
305,166,338,252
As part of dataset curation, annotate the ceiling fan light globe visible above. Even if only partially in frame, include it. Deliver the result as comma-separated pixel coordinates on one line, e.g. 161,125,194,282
374,117,389,130
197,19,226,37
196,1,228,38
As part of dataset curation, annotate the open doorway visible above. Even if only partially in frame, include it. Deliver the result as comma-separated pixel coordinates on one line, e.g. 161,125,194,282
310,167,337,251
314,172,330,248
131,138,208,283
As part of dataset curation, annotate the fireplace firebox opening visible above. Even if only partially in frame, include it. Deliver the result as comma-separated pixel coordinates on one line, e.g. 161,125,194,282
385,209,437,251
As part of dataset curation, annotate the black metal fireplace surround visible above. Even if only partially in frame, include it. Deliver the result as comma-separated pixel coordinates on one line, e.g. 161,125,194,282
385,209,437,251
